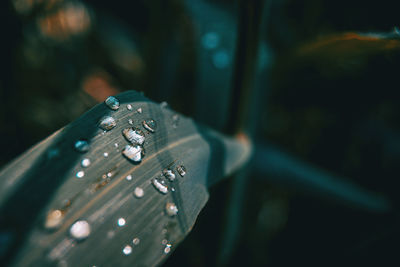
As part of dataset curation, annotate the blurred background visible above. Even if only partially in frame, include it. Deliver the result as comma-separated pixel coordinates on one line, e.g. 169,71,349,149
1,0,400,266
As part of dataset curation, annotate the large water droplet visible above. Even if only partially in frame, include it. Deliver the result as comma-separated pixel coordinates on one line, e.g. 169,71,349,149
45,209,64,230
163,169,176,182
122,245,132,255
165,203,178,217
122,127,145,145
117,218,126,227
74,140,89,153
122,145,144,163
176,165,186,177
81,158,91,168
104,96,120,110
99,116,116,131
69,220,90,241
152,178,168,194
164,243,172,254
134,187,144,198
76,171,85,178
142,119,157,133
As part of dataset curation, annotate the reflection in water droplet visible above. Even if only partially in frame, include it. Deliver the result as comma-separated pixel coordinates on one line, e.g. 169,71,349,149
128,119,133,125
69,220,90,240
163,169,176,181
99,116,116,131
126,175,132,181
164,243,172,254
45,209,64,230
104,96,120,110
136,108,142,114
122,128,145,145
132,237,140,245
152,178,168,194
126,104,133,111
142,119,157,133
123,245,132,255
81,158,91,168
165,203,178,217
76,171,85,178
74,140,89,153
202,32,220,50
103,152,109,157
134,187,144,198
122,145,144,163
117,218,126,227
176,165,186,177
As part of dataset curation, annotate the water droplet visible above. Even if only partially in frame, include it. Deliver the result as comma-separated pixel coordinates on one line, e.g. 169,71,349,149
117,218,126,227
128,119,133,125
103,152,109,157
163,169,176,181
176,165,186,177
126,104,133,111
45,209,64,230
160,101,168,108
74,140,89,153
165,203,178,217
136,108,142,114
172,114,180,129
152,178,168,194
104,96,120,110
122,145,144,163
69,220,90,241
122,245,132,255
81,158,91,168
132,237,140,245
202,32,220,50
107,172,112,178
134,187,144,198
99,116,116,131
142,119,157,133
122,127,145,145
76,171,85,178
114,143,119,148
164,243,172,254
212,49,230,69
126,175,132,181
161,239,168,245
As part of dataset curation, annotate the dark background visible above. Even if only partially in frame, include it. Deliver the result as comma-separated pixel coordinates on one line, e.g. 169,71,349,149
1,0,400,266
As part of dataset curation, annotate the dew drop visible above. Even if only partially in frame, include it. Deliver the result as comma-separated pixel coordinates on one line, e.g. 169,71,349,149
122,145,144,163
142,119,157,133
76,171,85,178
128,119,133,125
117,218,126,227
126,104,133,111
99,116,116,131
136,108,142,114
122,245,132,255
176,165,186,177
134,187,144,198
103,152,109,158
74,140,89,153
160,101,168,108
45,209,64,230
165,203,178,217
69,220,90,241
132,237,140,245
81,158,91,168
152,178,168,194
164,243,172,254
104,96,120,110
126,175,132,181
122,127,145,145
163,169,176,182
114,143,119,148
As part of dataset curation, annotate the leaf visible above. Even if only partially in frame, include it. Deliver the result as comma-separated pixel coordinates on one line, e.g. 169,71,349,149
0,91,251,266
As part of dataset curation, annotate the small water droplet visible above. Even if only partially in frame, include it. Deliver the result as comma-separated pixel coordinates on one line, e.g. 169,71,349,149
117,218,126,227
45,209,64,230
99,116,116,131
126,104,133,111
122,127,145,145
136,108,142,114
160,101,168,108
81,158,91,168
165,203,178,217
176,165,186,177
107,172,112,178
202,32,220,50
164,243,172,254
103,152,109,157
162,239,168,245
104,96,120,110
76,171,85,178
74,140,89,153
122,245,132,255
152,178,168,194
172,114,180,129
128,119,133,125
163,169,176,181
142,119,157,133
132,237,140,245
122,145,144,163
134,187,144,198
114,143,119,148
126,175,132,181
212,49,230,69
171,187,176,192
69,220,90,241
